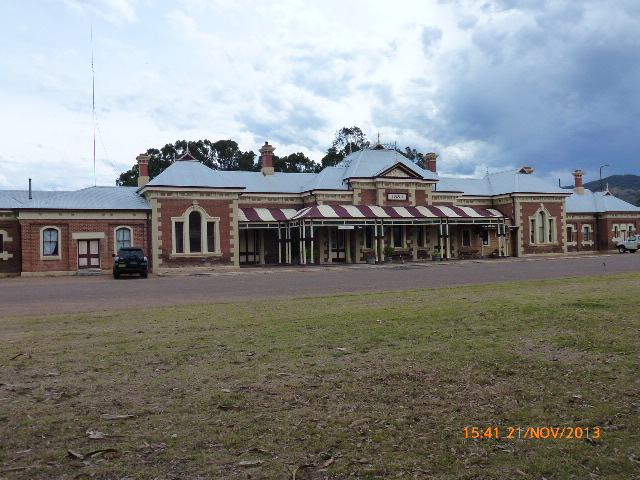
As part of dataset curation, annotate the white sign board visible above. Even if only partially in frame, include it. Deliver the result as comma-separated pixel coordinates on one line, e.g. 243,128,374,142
387,193,408,201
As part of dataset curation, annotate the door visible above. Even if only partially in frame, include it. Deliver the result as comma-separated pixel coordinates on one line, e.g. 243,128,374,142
78,240,100,269
330,229,346,262
239,230,259,265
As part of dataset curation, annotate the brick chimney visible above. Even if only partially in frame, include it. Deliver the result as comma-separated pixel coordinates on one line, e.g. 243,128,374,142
137,153,151,187
424,152,438,174
572,169,586,195
260,142,275,176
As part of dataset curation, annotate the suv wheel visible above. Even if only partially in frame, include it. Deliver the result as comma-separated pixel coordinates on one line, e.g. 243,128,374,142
113,272,121,279
618,245,627,253
140,270,148,279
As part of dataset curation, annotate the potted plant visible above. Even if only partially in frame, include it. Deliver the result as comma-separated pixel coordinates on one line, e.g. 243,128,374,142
363,251,376,264
383,245,395,263
492,248,500,259
431,246,442,261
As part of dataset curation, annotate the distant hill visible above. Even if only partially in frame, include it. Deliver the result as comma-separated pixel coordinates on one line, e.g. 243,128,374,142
584,174,640,206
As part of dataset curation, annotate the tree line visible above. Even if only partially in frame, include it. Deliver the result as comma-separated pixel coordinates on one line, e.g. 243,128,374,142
116,127,430,186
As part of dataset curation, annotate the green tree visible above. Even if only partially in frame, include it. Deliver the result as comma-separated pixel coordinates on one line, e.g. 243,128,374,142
116,139,257,186
321,126,370,167
402,147,427,170
272,152,321,173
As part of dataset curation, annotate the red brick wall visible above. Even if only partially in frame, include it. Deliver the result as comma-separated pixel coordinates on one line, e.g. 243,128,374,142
0,219,21,274
520,201,565,254
359,189,377,205
415,190,428,205
19,217,149,273
157,198,234,267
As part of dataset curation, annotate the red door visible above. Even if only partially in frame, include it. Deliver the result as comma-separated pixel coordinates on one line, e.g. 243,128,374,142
78,240,100,269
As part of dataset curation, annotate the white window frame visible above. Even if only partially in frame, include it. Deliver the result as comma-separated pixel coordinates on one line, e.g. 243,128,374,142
114,226,133,252
171,205,221,256
528,206,557,245
391,225,405,248
566,225,576,245
481,230,490,246
462,229,471,247
582,224,593,244
40,226,62,260
0,229,13,260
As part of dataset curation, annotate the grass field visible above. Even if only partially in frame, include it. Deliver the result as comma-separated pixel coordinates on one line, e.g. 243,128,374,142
1,274,639,479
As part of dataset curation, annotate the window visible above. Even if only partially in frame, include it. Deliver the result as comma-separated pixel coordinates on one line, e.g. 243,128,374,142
43,228,59,256
529,208,557,245
481,230,489,246
583,225,591,242
567,226,574,243
417,226,424,247
462,230,471,247
175,222,184,253
115,227,132,250
189,211,202,252
364,226,374,249
0,233,3,252
392,226,403,248
206,222,216,253
537,212,545,244
172,207,220,255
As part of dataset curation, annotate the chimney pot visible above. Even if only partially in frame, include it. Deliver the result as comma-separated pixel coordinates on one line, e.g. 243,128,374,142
572,169,586,195
137,154,151,187
259,142,275,176
424,152,439,174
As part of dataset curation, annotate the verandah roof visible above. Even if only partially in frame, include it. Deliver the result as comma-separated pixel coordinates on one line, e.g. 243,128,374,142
239,205,505,223
290,205,504,220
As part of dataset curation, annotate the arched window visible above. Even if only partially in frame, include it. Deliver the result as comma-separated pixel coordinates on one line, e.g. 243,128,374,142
537,211,546,244
529,207,557,245
172,207,220,255
43,228,60,257
189,210,202,253
115,227,132,250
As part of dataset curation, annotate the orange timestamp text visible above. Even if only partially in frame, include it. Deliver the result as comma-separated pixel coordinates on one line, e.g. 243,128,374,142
464,426,601,440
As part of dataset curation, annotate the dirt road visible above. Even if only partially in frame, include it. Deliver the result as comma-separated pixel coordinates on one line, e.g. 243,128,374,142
1,254,638,317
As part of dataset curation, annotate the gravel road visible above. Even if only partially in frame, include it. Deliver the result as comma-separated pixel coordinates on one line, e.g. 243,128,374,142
1,254,638,318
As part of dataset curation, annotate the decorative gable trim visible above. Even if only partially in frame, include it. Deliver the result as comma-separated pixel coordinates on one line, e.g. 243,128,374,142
377,163,423,179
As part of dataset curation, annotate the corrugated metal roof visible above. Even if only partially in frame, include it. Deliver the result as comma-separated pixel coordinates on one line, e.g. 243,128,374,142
144,160,241,189
567,189,640,213
0,190,72,209
212,171,318,193
338,148,440,181
444,170,569,196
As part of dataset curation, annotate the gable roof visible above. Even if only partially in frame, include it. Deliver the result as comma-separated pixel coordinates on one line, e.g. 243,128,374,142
338,148,439,181
144,160,241,189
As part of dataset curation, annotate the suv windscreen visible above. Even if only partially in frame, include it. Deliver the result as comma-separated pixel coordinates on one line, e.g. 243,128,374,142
119,249,145,258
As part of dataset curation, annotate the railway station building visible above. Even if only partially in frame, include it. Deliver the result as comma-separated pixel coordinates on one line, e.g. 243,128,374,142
1,143,639,276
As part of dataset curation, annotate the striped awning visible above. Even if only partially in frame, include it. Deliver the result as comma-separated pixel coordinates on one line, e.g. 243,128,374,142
290,205,504,220
239,207,298,222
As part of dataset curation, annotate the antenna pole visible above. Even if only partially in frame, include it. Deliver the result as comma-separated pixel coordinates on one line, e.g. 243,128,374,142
91,22,96,187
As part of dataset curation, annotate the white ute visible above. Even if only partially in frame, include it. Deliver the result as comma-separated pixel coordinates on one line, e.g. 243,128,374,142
616,235,638,253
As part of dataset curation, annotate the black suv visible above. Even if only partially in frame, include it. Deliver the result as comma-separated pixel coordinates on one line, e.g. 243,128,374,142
113,247,148,279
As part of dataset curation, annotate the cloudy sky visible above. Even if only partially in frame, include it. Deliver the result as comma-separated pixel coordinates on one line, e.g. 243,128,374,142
2,0,639,191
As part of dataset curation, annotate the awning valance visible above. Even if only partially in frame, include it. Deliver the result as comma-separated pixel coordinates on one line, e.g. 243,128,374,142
290,205,504,220
239,207,298,223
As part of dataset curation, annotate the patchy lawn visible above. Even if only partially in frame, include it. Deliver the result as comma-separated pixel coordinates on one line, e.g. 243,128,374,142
0,274,639,479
